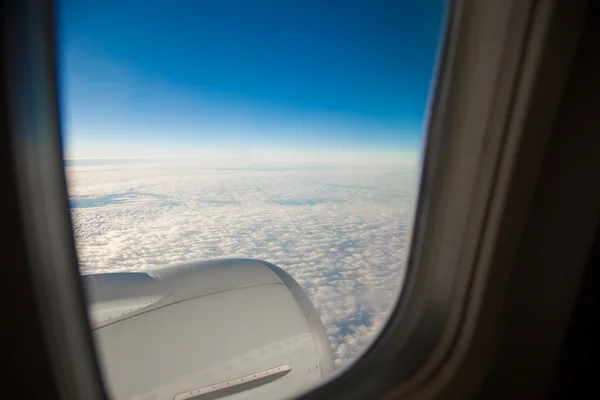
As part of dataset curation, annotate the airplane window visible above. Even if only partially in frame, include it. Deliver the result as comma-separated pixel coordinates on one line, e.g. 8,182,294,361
58,0,445,398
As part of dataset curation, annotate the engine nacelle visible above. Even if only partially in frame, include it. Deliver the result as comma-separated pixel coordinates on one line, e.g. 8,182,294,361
83,258,334,400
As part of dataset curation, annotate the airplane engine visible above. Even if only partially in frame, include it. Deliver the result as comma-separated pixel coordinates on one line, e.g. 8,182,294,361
82,258,334,400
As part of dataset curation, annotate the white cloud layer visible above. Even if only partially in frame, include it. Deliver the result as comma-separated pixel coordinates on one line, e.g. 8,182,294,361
67,161,419,369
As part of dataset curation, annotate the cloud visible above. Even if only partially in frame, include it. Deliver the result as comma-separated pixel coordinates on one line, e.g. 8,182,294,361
66,162,419,369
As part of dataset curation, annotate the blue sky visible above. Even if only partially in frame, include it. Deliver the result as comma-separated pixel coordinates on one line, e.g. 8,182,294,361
58,0,445,161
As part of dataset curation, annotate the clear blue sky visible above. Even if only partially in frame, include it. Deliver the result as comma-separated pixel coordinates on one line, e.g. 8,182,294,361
58,0,445,160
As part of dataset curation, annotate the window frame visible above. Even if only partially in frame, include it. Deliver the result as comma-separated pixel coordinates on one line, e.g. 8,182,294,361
3,1,108,399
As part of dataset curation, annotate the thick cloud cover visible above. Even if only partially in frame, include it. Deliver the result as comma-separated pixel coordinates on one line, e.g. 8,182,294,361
67,161,419,368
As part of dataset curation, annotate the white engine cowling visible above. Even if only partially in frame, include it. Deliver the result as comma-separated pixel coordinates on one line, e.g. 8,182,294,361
82,258,334,400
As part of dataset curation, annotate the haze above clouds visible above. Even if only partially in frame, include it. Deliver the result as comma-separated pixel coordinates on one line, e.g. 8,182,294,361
67,159,419,368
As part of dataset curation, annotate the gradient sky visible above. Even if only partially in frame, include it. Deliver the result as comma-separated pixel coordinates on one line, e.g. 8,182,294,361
58,0,445,160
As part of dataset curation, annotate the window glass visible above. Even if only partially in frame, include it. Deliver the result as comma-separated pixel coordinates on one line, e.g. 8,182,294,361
59,0,445,397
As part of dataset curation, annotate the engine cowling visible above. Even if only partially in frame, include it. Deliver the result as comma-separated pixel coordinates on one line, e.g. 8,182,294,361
82,258,334,400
